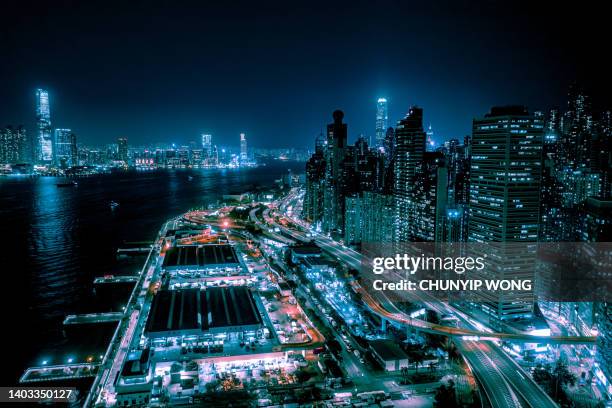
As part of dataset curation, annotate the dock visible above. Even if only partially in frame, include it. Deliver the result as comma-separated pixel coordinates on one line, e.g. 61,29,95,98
20,363,100,383
93,275,138,285
63,312,124,326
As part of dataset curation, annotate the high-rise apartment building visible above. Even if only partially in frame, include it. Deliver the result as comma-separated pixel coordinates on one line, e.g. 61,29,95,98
393,106,426,242
323,110,348,233
0,126,27,164
410,151,448,242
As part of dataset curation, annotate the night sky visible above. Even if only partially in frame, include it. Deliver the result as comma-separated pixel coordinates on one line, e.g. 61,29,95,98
1,0,609,148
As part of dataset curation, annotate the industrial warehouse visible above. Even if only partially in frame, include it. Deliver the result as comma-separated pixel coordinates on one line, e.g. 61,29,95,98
145,286,265,338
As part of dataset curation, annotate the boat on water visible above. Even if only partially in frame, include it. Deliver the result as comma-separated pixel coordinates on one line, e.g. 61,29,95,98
56,180,78,187
110,201,120,209
188,175,194,181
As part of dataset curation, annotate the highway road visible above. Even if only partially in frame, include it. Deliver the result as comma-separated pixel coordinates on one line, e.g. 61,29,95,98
267,189,562,408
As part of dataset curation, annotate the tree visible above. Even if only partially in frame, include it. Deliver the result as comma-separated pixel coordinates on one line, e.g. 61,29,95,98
552,358,576,400
295,369,311,384
412,350,425,374
400,367,410,384
532,363,553,391
434,380,457,408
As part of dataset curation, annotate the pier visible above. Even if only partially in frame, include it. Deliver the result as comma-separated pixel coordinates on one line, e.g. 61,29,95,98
93,275,138,285
20,363,100,383
63,312,124,326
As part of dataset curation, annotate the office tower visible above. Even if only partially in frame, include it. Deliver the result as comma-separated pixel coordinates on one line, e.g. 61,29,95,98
190,149,202,166
558,169,601,207
347,135,384,193
577,197,612,242
426,124,435,151
54,129,77,168
344,191,395,246
444,204,468,242
544,107,561,145
591,110,611,199
393,106,426,242
362,191,395,244
468,106,544,323
344,195,362,246
383,127,395,164
559,84,593,170
178,146,190,167
117,138,128,163
201,134,212,158
444,138,469,206
375,98,388,149
0,126,27,164
323,110,348,233
411,151,448,242
382,127,396,193
211,145,219,166
304,133,326,226
36,88,53,163
240,133,247,163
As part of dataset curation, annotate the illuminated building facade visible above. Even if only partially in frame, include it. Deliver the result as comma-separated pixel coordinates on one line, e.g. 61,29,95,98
304,133,326,225
323,110,348,233
468,105,544,322
393,106,426,242
240,132,247,162
411,151,448,242
35,88,53,163
54,128,77,168
201,133,212,158
0,125,27,164
375,97,388,149
117,137,128,163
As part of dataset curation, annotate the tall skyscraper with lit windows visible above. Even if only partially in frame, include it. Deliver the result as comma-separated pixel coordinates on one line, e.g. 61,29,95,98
240,133,247,162
393,106,426,242
117,137,128,163
468,105,544,323
201,134,212,157
36,88,53,163
0,126,27,164
54,129,77,168
375,98,388,149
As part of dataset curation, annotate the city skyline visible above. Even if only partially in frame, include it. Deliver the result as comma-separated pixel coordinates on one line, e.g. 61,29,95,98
2,1,610,148
1,2,611,407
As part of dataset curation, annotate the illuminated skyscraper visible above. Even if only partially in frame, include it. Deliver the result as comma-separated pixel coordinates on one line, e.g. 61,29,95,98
304,133,326,226
411,151,448,242
54,129,77,168
117,137,128,163
201,134,212,157
468,106,544,322
240,133,247,162
393,106,426,242
36,88,53,163
323,110,348,232
0,126,27,164
375,98,388,149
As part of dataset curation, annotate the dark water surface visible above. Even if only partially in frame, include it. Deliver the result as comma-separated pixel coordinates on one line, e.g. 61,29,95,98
0,162,302,384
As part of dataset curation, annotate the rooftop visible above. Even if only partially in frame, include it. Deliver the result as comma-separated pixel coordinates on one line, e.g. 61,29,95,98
163,244,240,268
289,242,322,256
369,340,408,362
145,286,263,336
